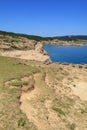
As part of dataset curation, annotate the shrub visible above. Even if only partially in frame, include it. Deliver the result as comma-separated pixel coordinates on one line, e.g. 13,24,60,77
18,117,26,126
68,123,76,130
80,108,87,114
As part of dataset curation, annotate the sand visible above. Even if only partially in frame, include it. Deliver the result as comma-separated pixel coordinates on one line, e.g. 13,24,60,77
71,81,87,101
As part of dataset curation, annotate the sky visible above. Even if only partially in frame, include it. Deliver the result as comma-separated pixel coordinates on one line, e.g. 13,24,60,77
0,0,87,36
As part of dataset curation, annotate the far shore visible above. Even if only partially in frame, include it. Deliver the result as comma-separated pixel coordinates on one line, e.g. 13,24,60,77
39,39,87,46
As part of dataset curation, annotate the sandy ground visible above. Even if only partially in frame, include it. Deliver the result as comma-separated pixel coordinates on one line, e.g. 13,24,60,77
20,71,87,130
62,66,87,101
6,63,87,130
0,50,50,62
1,48,87,129
70,81,87,101
63,79,87,101
20,73,52,130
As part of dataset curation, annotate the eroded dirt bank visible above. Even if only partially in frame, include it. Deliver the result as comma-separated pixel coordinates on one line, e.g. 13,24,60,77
18,63,87,130
0,50,50,62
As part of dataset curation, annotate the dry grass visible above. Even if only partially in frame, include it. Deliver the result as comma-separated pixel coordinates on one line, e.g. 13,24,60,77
0,56,87,130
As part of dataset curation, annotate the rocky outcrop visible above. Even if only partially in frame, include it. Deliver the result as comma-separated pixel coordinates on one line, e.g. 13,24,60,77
0,35,37,50
0,34,86,52
35,42,48,55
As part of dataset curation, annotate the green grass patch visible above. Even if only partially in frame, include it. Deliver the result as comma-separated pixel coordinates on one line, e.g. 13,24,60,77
9,81,29,87
0,56,39,129
80,108,87,114
52,106,65,116
0,56,39,82
53,98,71,109
18,117,26,127
68,123,76,130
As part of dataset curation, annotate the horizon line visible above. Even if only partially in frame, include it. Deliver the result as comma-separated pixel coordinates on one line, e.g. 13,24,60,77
0,30,87,38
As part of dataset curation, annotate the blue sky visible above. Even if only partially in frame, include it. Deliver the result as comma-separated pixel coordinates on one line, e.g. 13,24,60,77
0,0,87,36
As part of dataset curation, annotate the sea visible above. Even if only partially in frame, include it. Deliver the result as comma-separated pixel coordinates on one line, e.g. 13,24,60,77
44,44,87,64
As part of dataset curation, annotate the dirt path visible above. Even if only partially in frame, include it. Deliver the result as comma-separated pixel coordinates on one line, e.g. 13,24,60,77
20,73,40,127
20,73,52,130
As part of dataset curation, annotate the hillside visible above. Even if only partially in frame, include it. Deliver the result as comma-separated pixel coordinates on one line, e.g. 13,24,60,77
0,30,47,41
0,56,87,130
0,30,87,41
0,30,87,130
52,35,87,41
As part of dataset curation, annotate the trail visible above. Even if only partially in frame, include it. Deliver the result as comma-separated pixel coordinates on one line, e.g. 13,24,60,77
20,73,52,130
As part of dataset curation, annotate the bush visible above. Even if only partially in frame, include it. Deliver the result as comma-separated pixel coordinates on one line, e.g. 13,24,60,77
68,123,76,130
18,117,26,126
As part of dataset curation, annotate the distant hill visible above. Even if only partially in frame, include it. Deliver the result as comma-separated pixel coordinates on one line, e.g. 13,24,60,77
0,30,87,41
52,35,87,41
0,30,47,41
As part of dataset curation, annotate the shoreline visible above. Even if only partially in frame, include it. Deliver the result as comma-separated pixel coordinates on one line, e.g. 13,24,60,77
43,42,87,46
0,48,87,130
0,31,87,130
0,37,87,64
1,44,87,65
39,39,87,46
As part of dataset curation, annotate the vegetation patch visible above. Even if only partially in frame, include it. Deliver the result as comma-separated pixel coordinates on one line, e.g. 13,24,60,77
67,123,76,130
18,117,26,127
52,106,66,116
0,56,39,130
80,108,87,114
9,81,29,87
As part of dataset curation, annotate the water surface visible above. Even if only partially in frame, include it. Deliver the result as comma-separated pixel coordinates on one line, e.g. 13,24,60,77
44,44,87,64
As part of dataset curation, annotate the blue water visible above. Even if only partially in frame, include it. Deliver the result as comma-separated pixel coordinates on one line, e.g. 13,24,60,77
44,44,87,64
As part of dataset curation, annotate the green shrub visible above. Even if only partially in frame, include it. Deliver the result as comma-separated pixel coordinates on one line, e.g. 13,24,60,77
68,123,76,130
9,81,29,87
18,117,26,126
80,108,87,114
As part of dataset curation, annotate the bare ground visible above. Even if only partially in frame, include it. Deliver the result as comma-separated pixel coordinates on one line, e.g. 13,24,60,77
19,63,87,130
0,50,50,62
2,56,87,130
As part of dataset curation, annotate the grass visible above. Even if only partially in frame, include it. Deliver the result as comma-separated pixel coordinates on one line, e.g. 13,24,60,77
53,97,71,109
18,117,26,127
0,55,87,130
0,56,39,82
9,81,29,87
0,56,39,130
52,106,66,116
80,108,87,114
68,123,76,130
